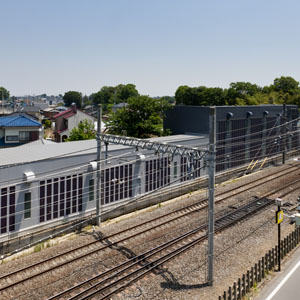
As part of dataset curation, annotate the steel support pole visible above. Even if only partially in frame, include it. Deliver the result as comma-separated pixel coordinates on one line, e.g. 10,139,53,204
278,209,281,272
208,106,216,285
96,104,102,226
282,103,287,164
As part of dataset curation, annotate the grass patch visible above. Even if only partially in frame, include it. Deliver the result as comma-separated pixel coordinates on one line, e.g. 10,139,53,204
34,243,44,253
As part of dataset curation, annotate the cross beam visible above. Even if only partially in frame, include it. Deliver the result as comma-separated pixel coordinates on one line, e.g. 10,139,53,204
100,133,208,160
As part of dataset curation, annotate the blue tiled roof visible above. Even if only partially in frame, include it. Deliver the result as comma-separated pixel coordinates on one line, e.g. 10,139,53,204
0,116,41,127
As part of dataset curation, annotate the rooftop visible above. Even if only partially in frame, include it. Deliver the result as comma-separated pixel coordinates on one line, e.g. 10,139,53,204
53,108,75,119
0,115,42,127
0,134,208,168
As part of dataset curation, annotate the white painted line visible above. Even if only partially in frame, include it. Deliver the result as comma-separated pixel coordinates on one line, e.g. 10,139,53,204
265,259,300,300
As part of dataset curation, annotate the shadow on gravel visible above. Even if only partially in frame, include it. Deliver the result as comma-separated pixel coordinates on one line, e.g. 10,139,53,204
160,281,209,290
92,231,138,260
90,231,209,292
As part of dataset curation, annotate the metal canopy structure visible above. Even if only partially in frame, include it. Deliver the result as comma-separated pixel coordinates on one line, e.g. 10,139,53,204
100,133,209,160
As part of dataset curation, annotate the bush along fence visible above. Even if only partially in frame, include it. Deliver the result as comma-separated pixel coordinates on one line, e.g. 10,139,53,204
218,226,300,300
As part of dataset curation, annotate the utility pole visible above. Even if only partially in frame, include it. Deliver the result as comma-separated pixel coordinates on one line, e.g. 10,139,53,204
1,90,3,114
96,104,102,226
282,104,287,164
208,106,216,285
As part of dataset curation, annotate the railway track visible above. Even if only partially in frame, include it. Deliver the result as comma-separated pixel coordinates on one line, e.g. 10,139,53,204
47,198,276,300
1,163,300,299
44,175,300,300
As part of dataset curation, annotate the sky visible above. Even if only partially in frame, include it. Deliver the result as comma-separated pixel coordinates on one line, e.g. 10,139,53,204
1,0,300,97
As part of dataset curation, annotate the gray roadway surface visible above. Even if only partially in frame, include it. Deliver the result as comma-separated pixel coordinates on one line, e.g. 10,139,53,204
254,243,300,300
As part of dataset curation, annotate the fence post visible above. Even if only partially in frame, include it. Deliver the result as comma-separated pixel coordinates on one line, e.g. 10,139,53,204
262,256,265,279
233,282,237,300
223,291,227,300
229,286,232,300
275,245,278,266
281,240,284,259
242,274,246,296
258,260,261,282
238,278,241,300
219,296,222,300
246,270,250,292
272,248,275,268
255,263,258,283
251,267,254,288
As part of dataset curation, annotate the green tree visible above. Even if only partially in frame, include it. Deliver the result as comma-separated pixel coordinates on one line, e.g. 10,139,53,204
63,91,82,108
43,119,52,128
107,96,171,138
82,95,91,107
272,76,299,95
93,86,115,111
225,82,261,105
175,85,226,106
93,84,139,112
67,119,96,141
0,87,10,100
159,96,175,104
115,84,139,101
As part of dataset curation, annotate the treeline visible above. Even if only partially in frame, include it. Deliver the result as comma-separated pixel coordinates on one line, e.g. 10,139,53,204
175,76,300,106
63,84,174,111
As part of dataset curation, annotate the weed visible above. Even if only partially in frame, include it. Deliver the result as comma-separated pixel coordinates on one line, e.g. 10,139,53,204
34,243,43,253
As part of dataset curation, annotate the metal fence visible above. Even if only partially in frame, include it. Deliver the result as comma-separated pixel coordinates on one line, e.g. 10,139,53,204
219,226,300,300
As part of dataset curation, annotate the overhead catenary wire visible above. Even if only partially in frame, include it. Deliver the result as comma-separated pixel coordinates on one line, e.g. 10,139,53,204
215,137,300,167
216,120,299,150
216,115,299,146
0,150,162,189
216,113,300,137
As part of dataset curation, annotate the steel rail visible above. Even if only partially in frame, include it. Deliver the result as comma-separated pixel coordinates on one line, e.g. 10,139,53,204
62,198,274,300
48,178,300,300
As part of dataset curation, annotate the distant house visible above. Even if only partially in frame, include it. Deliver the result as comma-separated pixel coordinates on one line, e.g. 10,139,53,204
42,106,68,119
53,104,96,142
0,115,42,147
32,101,49,111
18,105,43,122
9,112,39,121
112,102,128,113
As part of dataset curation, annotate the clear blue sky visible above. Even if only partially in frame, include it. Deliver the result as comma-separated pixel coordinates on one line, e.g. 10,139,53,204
1,0,300,97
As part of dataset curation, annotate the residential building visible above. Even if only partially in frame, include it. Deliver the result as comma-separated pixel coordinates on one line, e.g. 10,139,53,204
17,105,43,122
53,104,95,142
0,115,42,147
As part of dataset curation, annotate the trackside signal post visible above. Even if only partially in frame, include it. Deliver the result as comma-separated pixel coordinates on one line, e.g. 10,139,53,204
208,106,216,285
96,104,102,226
275,198,283,272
